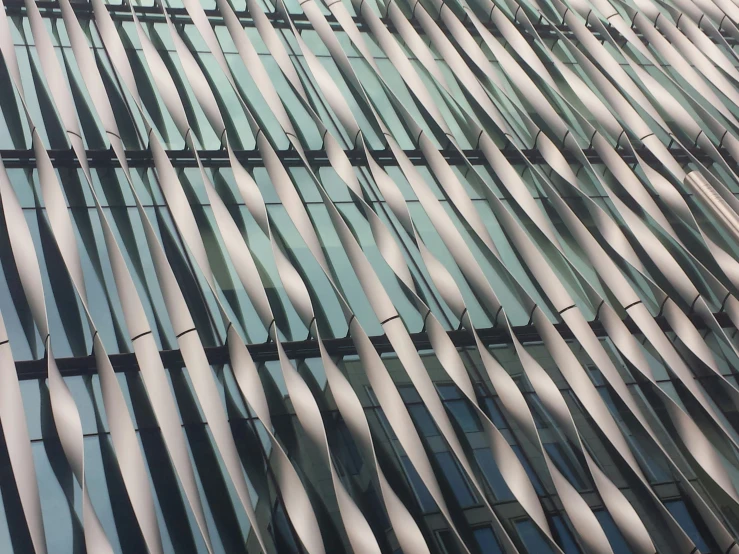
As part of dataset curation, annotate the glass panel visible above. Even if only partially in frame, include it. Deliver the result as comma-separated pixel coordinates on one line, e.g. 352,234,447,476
552,515,581,553
438,384,481,433
438,529,459,554
594,510,633,554
474,447,515,501
479,394,508,430
434,451,477,508
512,445,546,495
270,503,300,554
544,443,588,491
473,527,503,554
400,455,436,513
331,418,363,476
665,500,713,554
515,519,556,553
398,385,438,437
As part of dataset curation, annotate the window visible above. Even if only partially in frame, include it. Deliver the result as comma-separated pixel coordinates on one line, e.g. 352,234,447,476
365,387,396,440
474,447,515,501
515,519,557,553
625,433,672,484
594,510,633,553
552,515,581,553
400,455,436,513
332,418,363,476
438,384,482,433
587,365,606,386
437,529,458,554
512,374,549,428
270,503,300,554
577,387,671,484
544,443,588,491
477,389,508,429
362,486,390,530
434,451,477,508
512,445,546,495
665,500,713,554
472,526,504,554
398,385,439,437
437,527,504,554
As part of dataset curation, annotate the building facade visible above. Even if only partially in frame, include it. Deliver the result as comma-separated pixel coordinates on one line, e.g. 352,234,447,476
0,0,738,551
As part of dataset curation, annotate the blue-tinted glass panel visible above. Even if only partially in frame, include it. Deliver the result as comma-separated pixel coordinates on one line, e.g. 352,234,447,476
435,451,476,508
552,515,581,553
437,529,458,553
481,396,508,429
332,419,363,476
400,455,436,513
665,500,712,554
474,448,514,501
473,526,503,554
515,519,556,553
512,445,546,495
438,384,481,433
544,443,588,491
271,503,300,554
408,405,438,437
398,385,438,437
594,510,633,554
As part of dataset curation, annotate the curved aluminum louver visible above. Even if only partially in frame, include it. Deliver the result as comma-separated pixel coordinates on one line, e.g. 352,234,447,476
1,0,739,551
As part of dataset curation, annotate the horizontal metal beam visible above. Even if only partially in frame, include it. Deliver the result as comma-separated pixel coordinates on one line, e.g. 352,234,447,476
14,311,735,380
0,145,723,169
